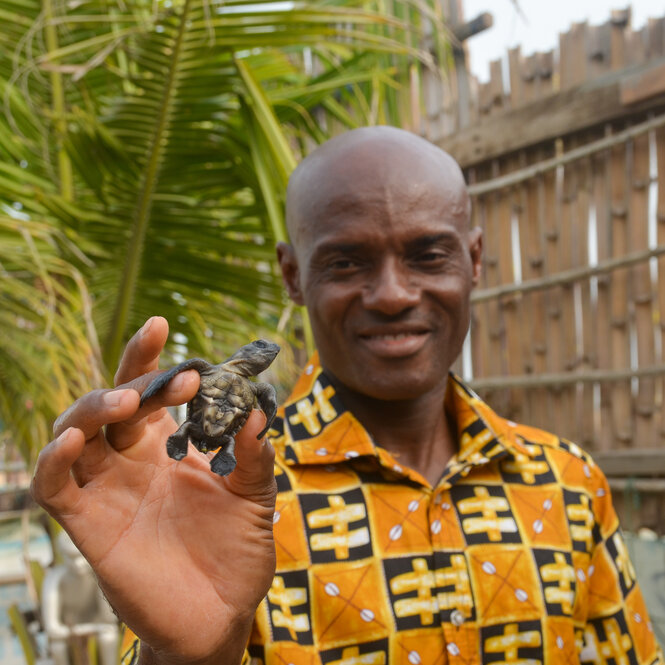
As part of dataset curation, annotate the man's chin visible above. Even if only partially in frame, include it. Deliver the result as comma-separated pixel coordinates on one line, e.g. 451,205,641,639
349,370,448,403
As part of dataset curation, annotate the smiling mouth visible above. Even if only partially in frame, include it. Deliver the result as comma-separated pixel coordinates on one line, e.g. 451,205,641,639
361,331,424,340
358,329,429,356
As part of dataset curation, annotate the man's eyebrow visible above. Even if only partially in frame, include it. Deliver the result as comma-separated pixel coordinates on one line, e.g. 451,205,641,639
310,241,366,257
406,232,460,250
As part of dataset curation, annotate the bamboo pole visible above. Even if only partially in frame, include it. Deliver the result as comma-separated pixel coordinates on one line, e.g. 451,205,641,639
544,142,566,436
656,126,665,443
575,151,595,448
609,133,632,446
470,243,665,303
593,138,613,450
498,157,523,422
630,132,656,444
469,363,665,390
519,150,548,429
467,112,665,197
558,142,578,439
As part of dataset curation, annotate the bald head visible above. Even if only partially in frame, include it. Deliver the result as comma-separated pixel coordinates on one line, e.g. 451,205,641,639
286,126,470,252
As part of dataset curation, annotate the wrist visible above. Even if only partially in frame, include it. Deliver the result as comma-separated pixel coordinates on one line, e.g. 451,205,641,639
137,641,247,665
135,610,254,665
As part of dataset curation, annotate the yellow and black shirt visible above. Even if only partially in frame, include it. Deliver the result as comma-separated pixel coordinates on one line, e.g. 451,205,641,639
123,354,663,665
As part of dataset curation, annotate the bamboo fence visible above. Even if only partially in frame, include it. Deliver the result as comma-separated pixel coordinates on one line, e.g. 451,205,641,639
420,7,665,465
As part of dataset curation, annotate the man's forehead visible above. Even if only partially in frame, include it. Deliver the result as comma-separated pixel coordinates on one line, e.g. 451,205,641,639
294,127,456,181
286,127,469,246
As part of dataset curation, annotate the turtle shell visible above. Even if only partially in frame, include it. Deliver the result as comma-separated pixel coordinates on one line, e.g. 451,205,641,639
187,367,256,451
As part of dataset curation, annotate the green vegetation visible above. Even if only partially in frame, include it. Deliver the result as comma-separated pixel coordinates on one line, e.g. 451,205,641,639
0,0,448,465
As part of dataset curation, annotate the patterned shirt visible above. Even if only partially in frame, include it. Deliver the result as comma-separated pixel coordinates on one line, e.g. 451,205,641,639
122,354,663,665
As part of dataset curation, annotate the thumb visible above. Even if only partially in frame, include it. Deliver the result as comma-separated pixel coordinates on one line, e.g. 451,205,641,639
224,409,276,505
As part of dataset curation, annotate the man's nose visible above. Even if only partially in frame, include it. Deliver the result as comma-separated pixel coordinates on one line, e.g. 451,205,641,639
362,260,420,314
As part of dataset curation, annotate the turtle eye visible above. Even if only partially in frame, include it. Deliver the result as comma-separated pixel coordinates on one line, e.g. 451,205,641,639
254,340,267,348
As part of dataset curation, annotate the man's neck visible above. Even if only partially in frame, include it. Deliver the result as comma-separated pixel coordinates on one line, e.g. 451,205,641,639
328,378,458,486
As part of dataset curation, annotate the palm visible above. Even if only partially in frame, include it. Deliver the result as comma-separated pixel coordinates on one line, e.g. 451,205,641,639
93,440,274,657
59,404,276,661
0,0,448,466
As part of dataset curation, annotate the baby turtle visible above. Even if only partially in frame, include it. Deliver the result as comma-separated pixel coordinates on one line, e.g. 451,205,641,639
140,339,280,476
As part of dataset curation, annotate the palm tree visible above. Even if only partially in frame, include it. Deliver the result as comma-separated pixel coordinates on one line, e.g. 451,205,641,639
0,0,448,464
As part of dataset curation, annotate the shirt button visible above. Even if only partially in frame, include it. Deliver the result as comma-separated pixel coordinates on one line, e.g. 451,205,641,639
450,609,465,626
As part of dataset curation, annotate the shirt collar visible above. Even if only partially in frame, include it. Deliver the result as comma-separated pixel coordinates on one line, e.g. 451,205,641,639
270,353,534,486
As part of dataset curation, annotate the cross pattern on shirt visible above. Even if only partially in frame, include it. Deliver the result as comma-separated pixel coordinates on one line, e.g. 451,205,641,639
307,494,369,560
268,576,310,641
483,622,543,663
390,557,438,625
539,552,576,616
456,486,519,543
287,380,338,437
434,553,473,618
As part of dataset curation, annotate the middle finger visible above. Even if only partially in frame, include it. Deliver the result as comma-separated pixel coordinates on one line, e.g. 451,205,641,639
53,388,140,441
106,369,200,451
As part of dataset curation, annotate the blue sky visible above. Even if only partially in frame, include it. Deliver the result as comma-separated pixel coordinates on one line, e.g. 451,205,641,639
464,0,663,81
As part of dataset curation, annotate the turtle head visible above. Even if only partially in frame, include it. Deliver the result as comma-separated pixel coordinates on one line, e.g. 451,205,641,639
224,339,281,376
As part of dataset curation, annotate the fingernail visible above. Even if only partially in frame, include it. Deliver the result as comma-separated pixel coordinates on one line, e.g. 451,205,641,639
55,427,73,444
52,427,78,450
140,317,155,338
103,390,126,407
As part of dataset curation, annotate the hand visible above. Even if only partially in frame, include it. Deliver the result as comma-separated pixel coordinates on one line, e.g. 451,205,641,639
31,317,277,665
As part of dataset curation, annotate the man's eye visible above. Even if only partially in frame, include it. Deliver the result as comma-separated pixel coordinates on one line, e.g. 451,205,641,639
415,251,446,263
330,258,358,270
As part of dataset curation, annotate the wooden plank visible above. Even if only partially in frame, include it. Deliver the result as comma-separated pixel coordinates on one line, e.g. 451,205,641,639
574,152,595,449
656,126,665,443
499,159,524,422
588,22,612,79
478,160,508,412
488,58,505,117
508,47,523,109
626,26,648,67
451,12,493,43
647,17,664,58
443,0,472,130
610,8,630,71
468,364,665,390
558,150,579,441
570,21,589,87
537,51,555,99
558,26,572,91
475,164,502,380
593,448,665,477
519,148,549,430
620,61,665,105
609,133,633,446
439,56,665,168
468,164,491,381
593,136,613,450
543,143,566,436
630,132,656,446
521,53,538,106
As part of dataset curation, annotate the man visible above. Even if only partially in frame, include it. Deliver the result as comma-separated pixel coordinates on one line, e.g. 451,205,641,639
32,126,662,665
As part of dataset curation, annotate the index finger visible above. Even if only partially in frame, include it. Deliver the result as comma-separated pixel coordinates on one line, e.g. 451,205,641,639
53,388,139,440
114,316,169,386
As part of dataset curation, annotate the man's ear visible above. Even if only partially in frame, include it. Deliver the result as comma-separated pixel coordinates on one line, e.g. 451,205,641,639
468,227,483,286
276,241,305,305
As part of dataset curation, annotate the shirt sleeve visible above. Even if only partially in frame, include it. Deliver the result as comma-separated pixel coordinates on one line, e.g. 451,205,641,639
580,464,664,664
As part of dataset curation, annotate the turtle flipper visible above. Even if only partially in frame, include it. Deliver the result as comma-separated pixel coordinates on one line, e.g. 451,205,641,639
209,435,236,476
139,358,213,406
166,422,192,460
254,382,278,439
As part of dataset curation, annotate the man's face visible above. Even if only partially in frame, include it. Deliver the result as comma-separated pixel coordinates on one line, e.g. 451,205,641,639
279,134,482,402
